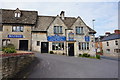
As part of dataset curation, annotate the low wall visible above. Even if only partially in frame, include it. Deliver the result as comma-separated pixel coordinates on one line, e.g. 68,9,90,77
0,53,35,79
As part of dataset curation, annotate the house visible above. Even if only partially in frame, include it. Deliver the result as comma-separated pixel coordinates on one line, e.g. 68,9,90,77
32,11,96,56
0,8,38,51
101,30,120,57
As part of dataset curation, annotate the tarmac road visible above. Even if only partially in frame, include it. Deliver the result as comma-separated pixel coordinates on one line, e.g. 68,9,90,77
28,53,118,78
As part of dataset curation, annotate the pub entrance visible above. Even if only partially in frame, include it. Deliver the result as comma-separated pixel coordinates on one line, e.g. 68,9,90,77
41,42,49,53
68,43,74,56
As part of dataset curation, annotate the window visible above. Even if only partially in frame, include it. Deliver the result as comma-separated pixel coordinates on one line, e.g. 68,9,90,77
115,40,118,45
54,26,62,34
0,25,3,31
76,27,84,34
114,49,120,53
79,42,89,50
106,49,110,53
37,41,40,46
107,42,109,46
15,13,21,17
2,39,10,46
12,26,24,32
52,42,64,50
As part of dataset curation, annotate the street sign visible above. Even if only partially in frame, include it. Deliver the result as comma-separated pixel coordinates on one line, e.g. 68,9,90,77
8,35,23,38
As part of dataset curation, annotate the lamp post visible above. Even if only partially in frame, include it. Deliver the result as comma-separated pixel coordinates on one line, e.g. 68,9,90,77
92,19,96,55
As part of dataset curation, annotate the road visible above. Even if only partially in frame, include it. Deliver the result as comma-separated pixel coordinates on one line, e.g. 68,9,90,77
28,53,118,78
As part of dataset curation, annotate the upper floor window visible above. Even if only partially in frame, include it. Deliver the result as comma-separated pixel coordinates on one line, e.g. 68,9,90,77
115,40,118,45
12,26,23,32
76,27,84,34
54,26,62,34
107,42,109,46
15,13,21,17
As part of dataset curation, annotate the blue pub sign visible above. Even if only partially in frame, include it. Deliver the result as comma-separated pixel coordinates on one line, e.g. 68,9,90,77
8,35,23,38
47,34,66,41
85,36,90,42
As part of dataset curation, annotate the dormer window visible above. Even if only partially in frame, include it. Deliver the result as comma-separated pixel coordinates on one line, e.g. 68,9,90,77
15,13,21,17
14,8,21,17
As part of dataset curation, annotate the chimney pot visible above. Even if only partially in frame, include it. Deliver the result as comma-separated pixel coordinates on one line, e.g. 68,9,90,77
60,11,65,20
114,30,120,34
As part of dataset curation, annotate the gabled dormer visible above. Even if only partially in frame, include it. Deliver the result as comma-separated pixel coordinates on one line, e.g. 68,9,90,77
14,8,21,17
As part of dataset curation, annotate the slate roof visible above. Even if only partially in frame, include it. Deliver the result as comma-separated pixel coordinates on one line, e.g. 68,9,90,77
33,16,55,31
33,15,95,33
1,9,38,25
101,34,120,41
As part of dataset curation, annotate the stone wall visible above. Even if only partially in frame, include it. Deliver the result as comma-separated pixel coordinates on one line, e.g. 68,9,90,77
1,53,35,79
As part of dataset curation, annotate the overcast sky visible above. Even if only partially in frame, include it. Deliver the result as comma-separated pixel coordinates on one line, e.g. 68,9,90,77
0,0,119,37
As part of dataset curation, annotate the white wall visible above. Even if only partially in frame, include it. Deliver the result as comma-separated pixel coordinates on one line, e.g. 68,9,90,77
102,39,120,56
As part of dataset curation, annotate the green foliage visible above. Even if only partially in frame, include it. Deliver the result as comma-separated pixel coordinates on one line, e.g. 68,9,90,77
96,54,100,59
3,48,16,53
50,51,54,54
2,44,16,54
82,53,90,57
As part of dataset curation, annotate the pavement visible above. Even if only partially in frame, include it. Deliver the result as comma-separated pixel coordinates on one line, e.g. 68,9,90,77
28,52,118,78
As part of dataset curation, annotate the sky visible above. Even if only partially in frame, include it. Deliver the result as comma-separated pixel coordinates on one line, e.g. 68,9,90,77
0,0,119,37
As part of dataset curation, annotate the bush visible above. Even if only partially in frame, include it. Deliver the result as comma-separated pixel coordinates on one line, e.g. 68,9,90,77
2,44,16,54
3,48,16,53
96,54,100,59
50,51,54,54
79,54,82,57
82,53,90,57
62,53,65,55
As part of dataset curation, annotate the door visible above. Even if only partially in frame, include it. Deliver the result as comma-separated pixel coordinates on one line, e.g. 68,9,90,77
68,43,74,56
41,42,49,53
19,40,28,50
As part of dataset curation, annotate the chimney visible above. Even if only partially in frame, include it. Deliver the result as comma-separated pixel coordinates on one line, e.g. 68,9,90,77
105,32,111,36
60,11,65,20
114,30,120,34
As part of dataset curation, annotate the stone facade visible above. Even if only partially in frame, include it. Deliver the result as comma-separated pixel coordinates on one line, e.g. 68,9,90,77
0,31,2,49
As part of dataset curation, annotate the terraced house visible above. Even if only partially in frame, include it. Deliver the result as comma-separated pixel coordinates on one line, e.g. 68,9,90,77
0,8,96,56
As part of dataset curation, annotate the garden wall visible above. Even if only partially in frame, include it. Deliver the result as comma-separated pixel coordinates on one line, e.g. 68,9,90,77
0,53,35,79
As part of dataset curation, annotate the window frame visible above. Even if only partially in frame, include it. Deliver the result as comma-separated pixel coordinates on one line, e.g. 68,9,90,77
52,42,64,50
76,26,84,34
12,26,24,32
79,42,89,50
37,41,40,46
54,26,63,34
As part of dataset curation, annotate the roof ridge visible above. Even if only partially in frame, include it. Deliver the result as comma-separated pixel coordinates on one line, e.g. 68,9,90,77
2,9,37,12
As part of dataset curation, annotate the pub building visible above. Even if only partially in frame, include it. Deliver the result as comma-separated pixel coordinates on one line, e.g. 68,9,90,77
32,11,96,56
0,8,96,56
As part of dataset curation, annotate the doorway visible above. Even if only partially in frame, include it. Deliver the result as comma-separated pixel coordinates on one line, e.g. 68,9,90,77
68,43,74,56
19,40,28,50
41,42,49,53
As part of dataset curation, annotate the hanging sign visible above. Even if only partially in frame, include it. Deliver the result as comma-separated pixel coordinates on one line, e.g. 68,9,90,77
85,36,90,42
68,32,74,41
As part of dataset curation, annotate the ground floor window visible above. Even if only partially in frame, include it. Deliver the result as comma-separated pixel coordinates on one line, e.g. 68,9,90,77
106,49,110,53
79,42,89,50
114,49,120,53
2,39,10,46
52,42,64,50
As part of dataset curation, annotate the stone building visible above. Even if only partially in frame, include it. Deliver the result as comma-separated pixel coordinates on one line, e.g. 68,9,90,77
0,8,37,50
101,30,120,57
32,11,96,56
